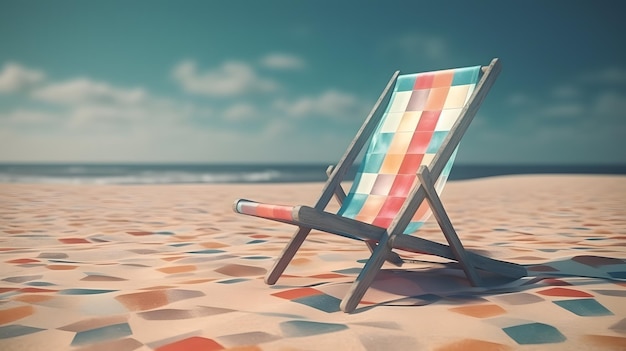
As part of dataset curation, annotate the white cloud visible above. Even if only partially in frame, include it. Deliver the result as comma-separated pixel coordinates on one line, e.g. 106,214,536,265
222,103,257,122
68,105,147,128
0,59,362,163
506,93,534,106
0,128,155,163
0,62,45,93
273,90,360,119
539,103,584,118
172,60,278,97
4,72,202,132
260,53,306,70
463,65,626,164
463,115,625,164
582,67,626,84
32,78,147,105
552,85,581,99
66,96,204,131
592,91,626,119
1,96,197,133
0,109,59,126
508,66,626,121
0,116,353,163
390,33,447,60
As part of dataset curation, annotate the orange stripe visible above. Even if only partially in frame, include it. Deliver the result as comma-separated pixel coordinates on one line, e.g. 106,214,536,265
432,70,454,88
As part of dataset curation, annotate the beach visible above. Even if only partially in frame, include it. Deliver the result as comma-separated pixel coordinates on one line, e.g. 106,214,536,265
1,175,625,350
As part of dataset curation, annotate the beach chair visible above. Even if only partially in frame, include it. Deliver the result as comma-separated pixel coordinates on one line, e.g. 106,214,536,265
233,58,527,312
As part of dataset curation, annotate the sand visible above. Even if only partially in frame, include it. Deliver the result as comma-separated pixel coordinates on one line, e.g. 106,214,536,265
0,175,625,350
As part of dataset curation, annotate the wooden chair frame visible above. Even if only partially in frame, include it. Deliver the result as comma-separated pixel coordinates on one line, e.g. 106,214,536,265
236,58,527,312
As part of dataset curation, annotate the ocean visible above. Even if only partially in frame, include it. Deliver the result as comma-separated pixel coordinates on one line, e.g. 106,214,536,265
0,163,625,185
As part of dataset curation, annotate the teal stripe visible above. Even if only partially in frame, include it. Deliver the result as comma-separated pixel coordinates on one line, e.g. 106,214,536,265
403,221,424,234
395,74,417,91
371,132,394,154
452,66,481,86
338,193,367,218
441,147,459,177
426,131,448,153
362,153,385,173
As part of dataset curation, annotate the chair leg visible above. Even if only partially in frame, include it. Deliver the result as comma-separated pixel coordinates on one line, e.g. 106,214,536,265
418,167,482,286
341,234,392,312
265,226,312,285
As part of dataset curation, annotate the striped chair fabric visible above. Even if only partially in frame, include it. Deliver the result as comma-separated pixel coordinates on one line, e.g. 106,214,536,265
236,66,482,234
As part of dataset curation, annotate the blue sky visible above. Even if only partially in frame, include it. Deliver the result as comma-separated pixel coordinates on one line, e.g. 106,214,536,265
1,0,624,164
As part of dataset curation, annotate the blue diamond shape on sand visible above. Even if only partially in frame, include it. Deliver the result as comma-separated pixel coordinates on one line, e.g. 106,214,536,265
0,325,45,339
71,323,132,346
280,320,348,337
294,294,341,313
218,278,248,284
553,298,613,316
503,323,566,344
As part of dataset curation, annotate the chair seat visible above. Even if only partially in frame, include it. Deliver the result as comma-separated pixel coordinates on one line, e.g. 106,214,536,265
234,197,527,280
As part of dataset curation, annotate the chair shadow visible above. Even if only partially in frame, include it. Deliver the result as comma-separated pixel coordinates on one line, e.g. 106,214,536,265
350,254,626,313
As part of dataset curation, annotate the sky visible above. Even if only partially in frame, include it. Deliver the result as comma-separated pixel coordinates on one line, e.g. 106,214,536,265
1,0,625,165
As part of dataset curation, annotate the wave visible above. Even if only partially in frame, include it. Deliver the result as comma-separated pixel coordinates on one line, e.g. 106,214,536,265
0,170,292,185
0,163,623,185
0,164,331,185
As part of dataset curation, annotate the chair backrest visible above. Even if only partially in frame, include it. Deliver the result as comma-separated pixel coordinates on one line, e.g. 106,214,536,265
337,66,482,234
